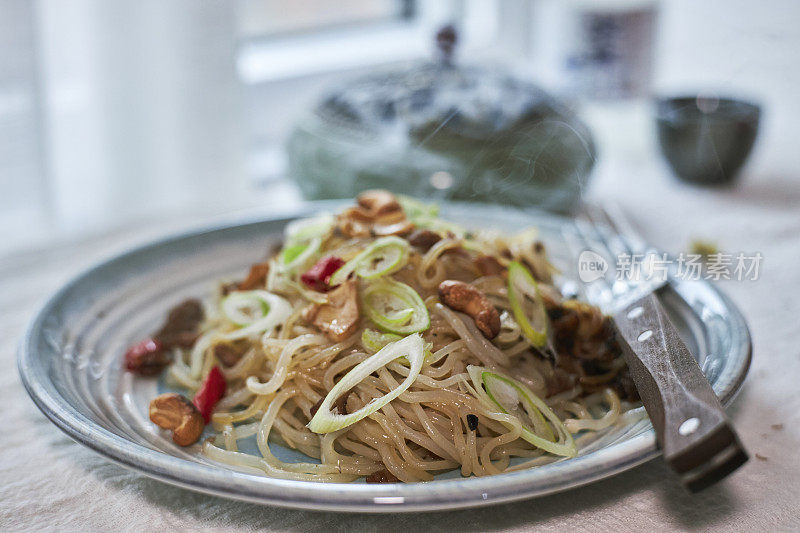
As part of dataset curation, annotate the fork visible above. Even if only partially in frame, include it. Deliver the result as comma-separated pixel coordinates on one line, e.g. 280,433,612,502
562,203,748,492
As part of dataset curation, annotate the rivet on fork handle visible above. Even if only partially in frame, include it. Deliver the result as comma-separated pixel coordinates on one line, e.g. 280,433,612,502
612,290,748,492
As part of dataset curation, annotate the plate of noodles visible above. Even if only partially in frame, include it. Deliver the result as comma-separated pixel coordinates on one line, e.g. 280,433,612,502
19,191,750,512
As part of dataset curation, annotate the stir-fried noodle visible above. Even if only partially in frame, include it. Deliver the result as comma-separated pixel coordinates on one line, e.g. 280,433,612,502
135,191,638,483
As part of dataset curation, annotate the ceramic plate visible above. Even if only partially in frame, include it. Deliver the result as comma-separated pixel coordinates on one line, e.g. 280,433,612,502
18,202,751,512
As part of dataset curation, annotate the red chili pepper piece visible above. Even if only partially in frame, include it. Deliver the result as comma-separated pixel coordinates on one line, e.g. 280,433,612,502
300,256,345,292
124,338,169,375
193,366,227,424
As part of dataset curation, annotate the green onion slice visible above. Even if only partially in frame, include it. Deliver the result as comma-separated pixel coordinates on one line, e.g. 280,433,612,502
361,278,430,335
361,328,402,353
284,213,333,245
398,195,466,237
328,236,409,286
281,243,307,265
467,366,576,457
308,334,425,434
279,214,330,273
362,329,435,371
398,195,439,221
507,261,550,348
280,236,321,271
220,290,292,340
221,291,269,326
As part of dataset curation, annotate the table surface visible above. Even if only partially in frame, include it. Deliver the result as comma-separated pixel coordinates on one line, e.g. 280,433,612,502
2,158,800,532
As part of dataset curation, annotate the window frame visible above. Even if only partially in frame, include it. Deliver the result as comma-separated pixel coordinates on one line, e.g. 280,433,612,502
237,0,508,84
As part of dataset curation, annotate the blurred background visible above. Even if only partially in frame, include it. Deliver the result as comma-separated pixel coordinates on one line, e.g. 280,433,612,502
1,0,799,257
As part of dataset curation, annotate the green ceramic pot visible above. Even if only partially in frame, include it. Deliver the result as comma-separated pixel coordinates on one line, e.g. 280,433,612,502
656,96,760,185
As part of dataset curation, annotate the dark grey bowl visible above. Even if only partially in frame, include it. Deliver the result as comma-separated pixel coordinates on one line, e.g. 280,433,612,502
656,96,760,184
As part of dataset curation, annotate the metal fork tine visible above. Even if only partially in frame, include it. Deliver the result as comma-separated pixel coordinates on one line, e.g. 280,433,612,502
568,215,616,310
580,205,637,297
589,202,654,261
599,201,649,252
594,202,672,287
560,225,590,302
594,205,658,293
566,202,669,314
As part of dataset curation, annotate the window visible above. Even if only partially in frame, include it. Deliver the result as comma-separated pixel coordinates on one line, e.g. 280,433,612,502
237,0,504,83
237,0,415,39
0,1,518,256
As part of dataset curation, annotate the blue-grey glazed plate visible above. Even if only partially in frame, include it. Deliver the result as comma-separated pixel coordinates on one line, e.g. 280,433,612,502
18,202,751,512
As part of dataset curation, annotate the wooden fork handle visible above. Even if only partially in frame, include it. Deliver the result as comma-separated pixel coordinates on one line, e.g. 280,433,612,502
612,291,748,491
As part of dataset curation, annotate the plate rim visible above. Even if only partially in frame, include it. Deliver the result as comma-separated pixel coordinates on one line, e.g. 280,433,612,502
17,202,752,513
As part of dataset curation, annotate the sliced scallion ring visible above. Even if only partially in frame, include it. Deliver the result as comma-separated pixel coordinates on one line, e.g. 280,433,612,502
467,366,576,457
379,307,414,325
221,291,270,326
362,329,434,370
361,328,402,353
398,195,467,237
328,236,409,286
307,334,425,434
398,195,439,221
281,243,307,265
361,278,430,335
507,261,549,348
221,290,292,340
483,373,554,442
280,236,321,271
284,213,333,245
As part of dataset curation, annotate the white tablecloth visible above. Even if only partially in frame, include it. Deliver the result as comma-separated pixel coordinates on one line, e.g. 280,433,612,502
2,160,799,532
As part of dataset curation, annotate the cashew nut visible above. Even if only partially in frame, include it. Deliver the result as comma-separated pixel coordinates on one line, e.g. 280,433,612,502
438,280,501,339
149,393,205,446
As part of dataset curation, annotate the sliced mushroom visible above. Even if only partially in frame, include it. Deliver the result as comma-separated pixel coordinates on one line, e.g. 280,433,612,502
342,205,375,223
337,190,413,238
311,279,360,341
473,254,506,277
357,189,402,217
155,299,204,348
149,393,205,446
373,219,414,237
213,340,249,367
337,216,372,238
438,280,501,339
124,338,170,376
406,229,442,252
237,261,270,291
